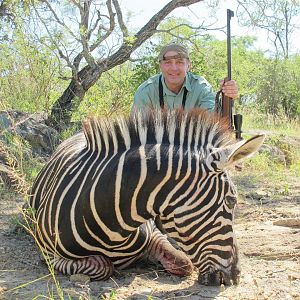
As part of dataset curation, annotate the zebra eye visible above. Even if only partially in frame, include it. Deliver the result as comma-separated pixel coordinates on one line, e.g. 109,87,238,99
225,196,237,209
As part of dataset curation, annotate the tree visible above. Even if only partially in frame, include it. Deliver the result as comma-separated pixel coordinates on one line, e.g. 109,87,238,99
236,0,300,58
256,55,300,119
0,29,63,112
25,0,205,130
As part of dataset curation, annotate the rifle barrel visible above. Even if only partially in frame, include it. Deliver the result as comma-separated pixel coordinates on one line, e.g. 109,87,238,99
227,9,234,81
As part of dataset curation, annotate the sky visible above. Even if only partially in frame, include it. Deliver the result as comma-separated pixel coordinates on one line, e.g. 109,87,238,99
119,0,300,55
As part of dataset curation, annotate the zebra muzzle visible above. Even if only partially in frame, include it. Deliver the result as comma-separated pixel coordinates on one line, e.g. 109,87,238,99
198,269,240,286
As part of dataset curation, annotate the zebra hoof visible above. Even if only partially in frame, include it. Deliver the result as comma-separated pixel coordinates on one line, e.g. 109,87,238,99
198,270,240,286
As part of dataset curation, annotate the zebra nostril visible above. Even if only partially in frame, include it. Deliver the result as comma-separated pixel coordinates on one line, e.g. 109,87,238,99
198,272,210,286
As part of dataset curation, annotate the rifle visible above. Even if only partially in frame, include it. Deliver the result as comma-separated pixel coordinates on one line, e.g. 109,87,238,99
215,9,243,140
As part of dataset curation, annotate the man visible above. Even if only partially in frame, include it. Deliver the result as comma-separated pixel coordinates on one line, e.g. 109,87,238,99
132,43,238,112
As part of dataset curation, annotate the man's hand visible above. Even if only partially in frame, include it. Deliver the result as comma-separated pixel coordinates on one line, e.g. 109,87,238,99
220,79,239,99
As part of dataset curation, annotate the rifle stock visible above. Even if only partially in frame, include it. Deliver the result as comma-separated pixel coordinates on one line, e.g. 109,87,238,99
221,77,233,127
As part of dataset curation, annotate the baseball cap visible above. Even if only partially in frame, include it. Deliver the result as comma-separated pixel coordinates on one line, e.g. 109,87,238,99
158,43,189,61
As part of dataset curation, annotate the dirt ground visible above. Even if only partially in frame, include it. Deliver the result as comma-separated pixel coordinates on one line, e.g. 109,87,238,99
0,169,299,300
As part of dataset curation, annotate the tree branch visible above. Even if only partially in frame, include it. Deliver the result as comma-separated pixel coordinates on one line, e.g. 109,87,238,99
90,0,115,52
76,0,97,67
42,0,79,42
112,0,129,37
156,22,226,36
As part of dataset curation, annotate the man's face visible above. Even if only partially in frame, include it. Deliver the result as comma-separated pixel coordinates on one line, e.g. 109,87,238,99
159,51,191,88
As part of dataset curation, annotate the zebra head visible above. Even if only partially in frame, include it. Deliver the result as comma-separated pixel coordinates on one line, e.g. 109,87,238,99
167,134,265,286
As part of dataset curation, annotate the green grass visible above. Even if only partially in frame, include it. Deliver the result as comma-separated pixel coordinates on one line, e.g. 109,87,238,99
235,108,300,187
240,108,300,137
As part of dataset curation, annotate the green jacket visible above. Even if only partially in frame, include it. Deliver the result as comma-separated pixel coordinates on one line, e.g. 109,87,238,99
133,72,216,112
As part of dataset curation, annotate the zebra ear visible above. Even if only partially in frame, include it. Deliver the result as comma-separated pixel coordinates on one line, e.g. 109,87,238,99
217,134,265,169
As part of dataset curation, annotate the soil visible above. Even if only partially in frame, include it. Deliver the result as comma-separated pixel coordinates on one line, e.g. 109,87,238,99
0,168,299,299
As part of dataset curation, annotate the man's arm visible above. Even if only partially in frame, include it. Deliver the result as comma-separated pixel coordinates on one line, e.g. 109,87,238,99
132,87,152,110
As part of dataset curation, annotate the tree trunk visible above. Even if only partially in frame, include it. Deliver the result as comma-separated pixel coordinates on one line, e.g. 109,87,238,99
48,65,101,130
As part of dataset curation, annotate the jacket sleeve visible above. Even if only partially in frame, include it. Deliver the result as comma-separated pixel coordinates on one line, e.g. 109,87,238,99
196,79,216,112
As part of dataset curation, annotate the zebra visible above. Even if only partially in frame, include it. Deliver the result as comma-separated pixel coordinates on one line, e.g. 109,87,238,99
28,108,264,285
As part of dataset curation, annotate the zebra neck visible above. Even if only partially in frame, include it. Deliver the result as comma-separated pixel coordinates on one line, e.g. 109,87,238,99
127,144,202,223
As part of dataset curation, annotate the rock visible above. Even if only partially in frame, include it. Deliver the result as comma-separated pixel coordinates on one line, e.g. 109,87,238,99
273,218,300,228
0,110,60,189
247,190,271,203
259,144,286,165
0,110,60,157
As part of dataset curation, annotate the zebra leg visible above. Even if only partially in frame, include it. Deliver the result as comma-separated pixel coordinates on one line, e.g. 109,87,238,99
147,226,193,276
51,255,114,280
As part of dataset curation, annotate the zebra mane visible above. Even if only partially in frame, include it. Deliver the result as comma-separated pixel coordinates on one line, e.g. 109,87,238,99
82,108,234,154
